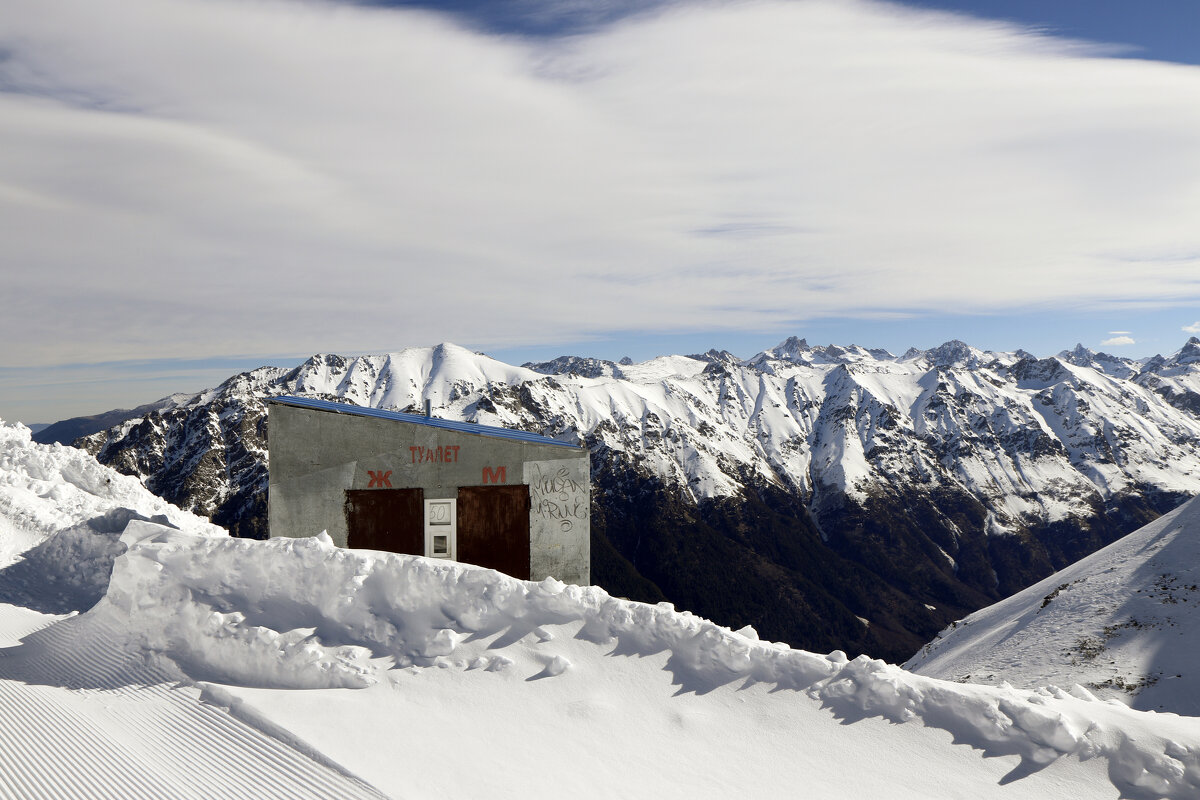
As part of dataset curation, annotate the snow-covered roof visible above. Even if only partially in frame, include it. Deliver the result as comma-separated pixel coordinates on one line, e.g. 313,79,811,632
270,395,582,449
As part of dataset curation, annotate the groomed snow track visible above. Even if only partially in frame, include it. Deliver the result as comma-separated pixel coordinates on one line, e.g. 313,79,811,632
0,607,390,800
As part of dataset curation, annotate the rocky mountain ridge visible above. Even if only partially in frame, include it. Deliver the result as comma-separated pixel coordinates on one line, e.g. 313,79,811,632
65,337,1200,661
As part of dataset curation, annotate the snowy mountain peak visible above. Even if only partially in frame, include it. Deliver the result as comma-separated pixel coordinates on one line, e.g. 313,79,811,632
524,355,622,379
754,336,810,362
1010,354,1071,385
1063,343,1094,362
1139,338,1200,382
818,343,895,363
747,337,894,369
921,339,988,369
688,348,741,365
1176,336,1200,364
1055,344,1139,378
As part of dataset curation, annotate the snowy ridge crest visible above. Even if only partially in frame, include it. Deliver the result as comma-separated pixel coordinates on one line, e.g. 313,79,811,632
907,494,1200,716
53,526,1200,799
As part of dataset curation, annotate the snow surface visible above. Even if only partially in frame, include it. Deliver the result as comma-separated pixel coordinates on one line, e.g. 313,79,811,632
4,419,1200,798
0,420,222,567
906,493,1200,716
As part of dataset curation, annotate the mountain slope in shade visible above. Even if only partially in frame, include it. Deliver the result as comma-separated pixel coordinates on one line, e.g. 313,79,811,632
3,434,1200,799
70,339,1200,661
906,494,1200,714
32,394,194,446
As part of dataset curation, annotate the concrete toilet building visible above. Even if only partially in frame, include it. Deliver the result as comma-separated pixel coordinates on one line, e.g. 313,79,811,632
267,396,590,584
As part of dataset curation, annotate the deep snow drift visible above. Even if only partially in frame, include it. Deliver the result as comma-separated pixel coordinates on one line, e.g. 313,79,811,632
907,493,1200,715
0,418,221,564
4,418,1200,799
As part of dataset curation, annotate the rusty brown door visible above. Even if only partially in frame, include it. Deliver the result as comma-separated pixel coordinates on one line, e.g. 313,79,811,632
457,485,531,579
344,488,424,554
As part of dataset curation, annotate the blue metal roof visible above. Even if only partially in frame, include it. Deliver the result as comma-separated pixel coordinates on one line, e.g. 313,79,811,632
270,395,582,449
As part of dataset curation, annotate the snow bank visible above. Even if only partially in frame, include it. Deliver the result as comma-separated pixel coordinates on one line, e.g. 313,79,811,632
0,417,224,612
0,419,223,566
60,525,1200,798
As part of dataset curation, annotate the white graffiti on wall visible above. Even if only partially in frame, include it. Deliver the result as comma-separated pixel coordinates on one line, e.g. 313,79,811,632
529,462,588,532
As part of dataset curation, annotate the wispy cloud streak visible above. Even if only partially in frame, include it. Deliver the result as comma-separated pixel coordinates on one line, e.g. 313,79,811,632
3,0,1200,368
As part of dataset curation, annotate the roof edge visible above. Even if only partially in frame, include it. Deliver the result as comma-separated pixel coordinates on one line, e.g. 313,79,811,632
269,395,583,450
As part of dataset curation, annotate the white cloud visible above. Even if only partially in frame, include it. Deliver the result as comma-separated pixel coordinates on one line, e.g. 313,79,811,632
4,0,1200,368
1184,322,1200,334
1108,330,1132,335
1101,336,1136,347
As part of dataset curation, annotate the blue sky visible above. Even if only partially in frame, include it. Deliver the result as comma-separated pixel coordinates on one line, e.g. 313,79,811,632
370,0,1200,65
2,0,1200,423
902,1,1200,65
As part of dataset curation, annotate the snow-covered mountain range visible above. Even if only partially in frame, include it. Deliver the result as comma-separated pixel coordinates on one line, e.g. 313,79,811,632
52,337,1200,661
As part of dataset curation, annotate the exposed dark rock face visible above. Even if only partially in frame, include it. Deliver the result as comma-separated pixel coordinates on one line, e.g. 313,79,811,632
71,339,1200,661
79,394,273,540
523,355,622,379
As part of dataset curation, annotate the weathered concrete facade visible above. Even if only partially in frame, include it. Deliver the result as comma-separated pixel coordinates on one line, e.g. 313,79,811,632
267,396,590,584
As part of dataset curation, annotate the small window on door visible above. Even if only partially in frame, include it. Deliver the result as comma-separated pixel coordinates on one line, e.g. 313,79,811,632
424,499,456,560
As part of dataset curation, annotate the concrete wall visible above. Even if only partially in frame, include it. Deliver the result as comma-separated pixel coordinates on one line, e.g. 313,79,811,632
525,457,590,584
268,402,590,584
